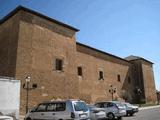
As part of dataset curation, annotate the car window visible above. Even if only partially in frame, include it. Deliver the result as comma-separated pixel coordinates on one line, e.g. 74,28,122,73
36,104,47,112
125,103,132,107
107,103,114,107
95,103,104,108
74,102,88,112
104,103,108,107
115,102,124,107
95,103,100,108
46,102,66,111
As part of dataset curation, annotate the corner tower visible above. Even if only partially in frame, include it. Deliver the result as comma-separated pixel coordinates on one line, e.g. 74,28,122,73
0,6,79,114
126,55,157,103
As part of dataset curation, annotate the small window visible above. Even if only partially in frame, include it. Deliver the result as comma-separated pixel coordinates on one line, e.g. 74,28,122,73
117,74,121,82
55,59,63,71
99,71,104,80
128,77,131,83
77,67,82,76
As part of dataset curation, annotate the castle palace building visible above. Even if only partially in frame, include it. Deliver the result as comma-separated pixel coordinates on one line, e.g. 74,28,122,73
0,6,157,114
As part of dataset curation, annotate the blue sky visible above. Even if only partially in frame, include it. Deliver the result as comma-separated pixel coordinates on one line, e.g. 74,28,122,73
0,0,160,90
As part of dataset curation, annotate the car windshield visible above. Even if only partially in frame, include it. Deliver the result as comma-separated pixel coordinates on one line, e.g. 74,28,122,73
115,102,125,107
74,102,88,112
125,103,133,107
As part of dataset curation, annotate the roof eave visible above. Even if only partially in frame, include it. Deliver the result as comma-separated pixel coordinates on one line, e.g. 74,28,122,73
76,42,130,64
0,5,79,32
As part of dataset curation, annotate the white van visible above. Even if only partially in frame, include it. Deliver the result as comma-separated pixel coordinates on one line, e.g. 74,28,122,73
25,99,90,120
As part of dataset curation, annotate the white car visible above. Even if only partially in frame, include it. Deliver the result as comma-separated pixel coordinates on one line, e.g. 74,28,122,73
122,102,139,116
88,105,106,120
0,115,13,120
25,99,90,120
95,101,126,120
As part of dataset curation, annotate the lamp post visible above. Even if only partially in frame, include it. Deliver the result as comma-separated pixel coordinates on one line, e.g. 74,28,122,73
135,87,142,107
108,85,116,101
23,76,37,113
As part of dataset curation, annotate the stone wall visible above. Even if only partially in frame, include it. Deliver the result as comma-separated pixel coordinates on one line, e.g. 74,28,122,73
76,44,132,103
141,61,157,103
15,11,79,114
0,12,20,77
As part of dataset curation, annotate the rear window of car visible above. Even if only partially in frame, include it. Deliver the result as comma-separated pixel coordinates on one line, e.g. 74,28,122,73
46,102,66,112
74,102,88,112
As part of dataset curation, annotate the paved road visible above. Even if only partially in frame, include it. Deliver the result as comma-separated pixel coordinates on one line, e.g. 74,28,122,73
123,107,160,120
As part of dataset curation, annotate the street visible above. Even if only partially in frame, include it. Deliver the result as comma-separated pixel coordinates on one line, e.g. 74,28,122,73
123,107,160,120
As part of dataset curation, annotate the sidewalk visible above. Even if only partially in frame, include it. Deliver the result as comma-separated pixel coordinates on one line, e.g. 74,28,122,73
139,105,160,110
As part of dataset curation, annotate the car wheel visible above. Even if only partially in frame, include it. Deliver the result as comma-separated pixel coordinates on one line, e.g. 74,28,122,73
117,116,122,120
130,113,133,116
107,113,115,120
26,117,32,120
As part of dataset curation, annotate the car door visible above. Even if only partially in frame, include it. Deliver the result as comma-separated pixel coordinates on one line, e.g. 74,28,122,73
107,102,118,114
95,103,109,114
45,102,68,120
104,102,111,114
32,103,48,120
44,103,56,120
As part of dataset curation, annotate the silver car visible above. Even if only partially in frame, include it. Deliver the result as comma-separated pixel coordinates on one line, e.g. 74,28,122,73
25,99,90,120
0,115,13,120
95,101,126,120
122,102,139,116
88,105,106,120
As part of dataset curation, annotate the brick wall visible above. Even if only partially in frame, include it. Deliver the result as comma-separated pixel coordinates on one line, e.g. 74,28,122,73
76,45,132,103
0,12,20,77
141,61,157,103
14,11,79,114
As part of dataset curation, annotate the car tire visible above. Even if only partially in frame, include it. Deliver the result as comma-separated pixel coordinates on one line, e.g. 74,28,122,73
117,116,122,120
107,113,115,120
130,113,133,116
26,118,32,120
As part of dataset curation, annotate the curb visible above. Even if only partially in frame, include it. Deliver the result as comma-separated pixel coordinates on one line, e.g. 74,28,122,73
139,105,160,110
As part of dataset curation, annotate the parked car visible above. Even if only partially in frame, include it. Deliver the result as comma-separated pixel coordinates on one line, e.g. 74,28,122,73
122,102,138,116
95,101,126,120
0,112,13,120
87,105,106,120
0,115,13,120
25,99,90,120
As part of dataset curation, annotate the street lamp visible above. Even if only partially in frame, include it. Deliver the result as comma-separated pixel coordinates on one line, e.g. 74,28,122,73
134,87,142,107
108,85,116,101
23,76,37,113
